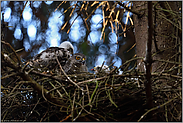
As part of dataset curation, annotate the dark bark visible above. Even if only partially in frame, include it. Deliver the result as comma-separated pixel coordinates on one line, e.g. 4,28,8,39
133,1,181,121
144,1,154,120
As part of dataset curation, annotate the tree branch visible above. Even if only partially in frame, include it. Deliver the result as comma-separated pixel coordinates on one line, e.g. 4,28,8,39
117,1,144,18
1,52,67,107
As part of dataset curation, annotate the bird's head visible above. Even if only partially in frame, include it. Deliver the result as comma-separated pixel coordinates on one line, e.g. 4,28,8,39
59,41,74,55
73,53,86,65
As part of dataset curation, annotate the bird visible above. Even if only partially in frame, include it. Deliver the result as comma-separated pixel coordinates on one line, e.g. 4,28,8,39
29,41,74,70
91,65,110,74
62,53,88,74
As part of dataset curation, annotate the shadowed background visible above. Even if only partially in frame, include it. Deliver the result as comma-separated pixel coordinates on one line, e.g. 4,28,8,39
1,1,136,73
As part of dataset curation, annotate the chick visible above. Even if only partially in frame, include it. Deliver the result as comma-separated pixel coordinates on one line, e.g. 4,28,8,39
91,65,110,74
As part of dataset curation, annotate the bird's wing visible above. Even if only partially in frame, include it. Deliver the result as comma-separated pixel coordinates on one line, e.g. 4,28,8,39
30,47,71,69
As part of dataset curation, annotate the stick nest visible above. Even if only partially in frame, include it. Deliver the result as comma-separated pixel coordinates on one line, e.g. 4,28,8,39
1,42,182,122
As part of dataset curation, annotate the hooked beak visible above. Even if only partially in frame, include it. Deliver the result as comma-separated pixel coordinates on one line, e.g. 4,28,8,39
82,61,85,65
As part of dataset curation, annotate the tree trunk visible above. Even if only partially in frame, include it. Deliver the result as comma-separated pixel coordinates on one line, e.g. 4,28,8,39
133,1,181,73
133,1,181,121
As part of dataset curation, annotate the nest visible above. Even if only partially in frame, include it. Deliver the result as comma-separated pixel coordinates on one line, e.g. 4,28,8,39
1,41,182,122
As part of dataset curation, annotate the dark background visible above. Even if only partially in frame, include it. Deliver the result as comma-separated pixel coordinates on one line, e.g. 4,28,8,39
1,1,136,72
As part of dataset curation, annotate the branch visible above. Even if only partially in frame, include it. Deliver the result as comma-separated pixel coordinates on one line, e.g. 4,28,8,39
117,1,144,18
138,95,179,122
55,56,83,91
1,52,67,106
1,41,22,65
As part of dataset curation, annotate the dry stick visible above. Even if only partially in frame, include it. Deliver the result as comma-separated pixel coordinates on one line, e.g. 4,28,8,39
71,90,76,121
73,107,83,121
25,98,41,121
86,84,92,106
151,73,182,79
76,70,182,86
60,114,71,122
117,57,144,71
67,13,79,34
2,52,66,107
164,99,168,122
98,61,105,72
77,73,136,85
55,57,83,91
1,41,22,65
108,61,116,68
49,81,63,98
1,72,18,80
2,96,17,121
154,59,182,65
138,95,179,122
40,109,49,122
54,80,69,97
74,102,94,116
178,21,181,74
77,76,107,85
117,1,144,18
30,70,65,82
153,51,181,72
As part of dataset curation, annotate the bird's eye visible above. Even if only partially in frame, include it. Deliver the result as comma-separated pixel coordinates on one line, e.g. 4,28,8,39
76,56,81,60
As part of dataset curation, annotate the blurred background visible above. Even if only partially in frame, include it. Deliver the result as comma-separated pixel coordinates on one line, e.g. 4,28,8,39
1,1,136,73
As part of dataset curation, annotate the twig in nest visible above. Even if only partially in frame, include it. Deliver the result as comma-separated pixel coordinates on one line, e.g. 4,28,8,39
98,61,105,73
102,61,116,75
55,56,83,91
74,101,94,116
49,81,63,98
138,95,179,122
1,41,22,65
117,57,144,71
30,70,66,82
60,114,71,122
107,66,117,75
77,76,108,85
86,84,92,107
2,50,67,106
71,90,76,121
1,72,18,80
25,98,41,121
108,61,116,68
73,108,83,121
